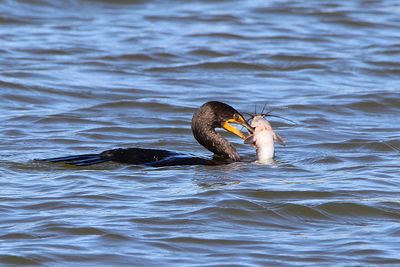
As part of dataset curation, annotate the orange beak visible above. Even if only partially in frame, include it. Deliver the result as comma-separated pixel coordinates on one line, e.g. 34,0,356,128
222,114,254,139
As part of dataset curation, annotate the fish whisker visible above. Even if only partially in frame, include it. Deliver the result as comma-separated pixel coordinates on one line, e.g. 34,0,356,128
263,113,297,125
261,103,268,115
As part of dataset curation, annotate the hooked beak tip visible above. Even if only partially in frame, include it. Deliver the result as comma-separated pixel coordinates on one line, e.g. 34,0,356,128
244,123,254,134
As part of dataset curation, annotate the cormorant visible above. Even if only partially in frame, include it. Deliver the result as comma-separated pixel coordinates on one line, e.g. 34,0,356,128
37,101,254,167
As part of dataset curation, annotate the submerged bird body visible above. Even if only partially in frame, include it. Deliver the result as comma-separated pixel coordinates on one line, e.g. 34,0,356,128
38,101,253,167
244,115,285,163
42,148,214,167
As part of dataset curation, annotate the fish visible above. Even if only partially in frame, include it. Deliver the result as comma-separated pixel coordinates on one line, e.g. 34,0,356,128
244,115,285,163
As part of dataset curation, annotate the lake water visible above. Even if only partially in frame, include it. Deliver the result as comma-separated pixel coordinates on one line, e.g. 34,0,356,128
1,0,400,266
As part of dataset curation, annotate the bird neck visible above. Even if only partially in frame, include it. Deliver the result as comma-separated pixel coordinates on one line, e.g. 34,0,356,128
192,120,240,161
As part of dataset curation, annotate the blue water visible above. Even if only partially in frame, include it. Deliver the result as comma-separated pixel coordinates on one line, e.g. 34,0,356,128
1,0,400,266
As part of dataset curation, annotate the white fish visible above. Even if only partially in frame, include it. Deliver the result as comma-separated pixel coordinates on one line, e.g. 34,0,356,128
244,115,285,163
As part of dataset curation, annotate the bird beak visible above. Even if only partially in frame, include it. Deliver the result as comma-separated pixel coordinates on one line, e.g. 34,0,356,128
222,115,254,140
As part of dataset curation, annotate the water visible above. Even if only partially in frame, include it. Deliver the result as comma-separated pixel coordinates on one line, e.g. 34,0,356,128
1,0,400,266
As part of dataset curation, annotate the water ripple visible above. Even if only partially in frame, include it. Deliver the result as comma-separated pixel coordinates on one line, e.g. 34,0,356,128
1,0,400,266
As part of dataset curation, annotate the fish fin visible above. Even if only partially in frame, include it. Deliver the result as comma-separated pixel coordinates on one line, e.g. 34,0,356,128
244,135,256,144
274,132,286,146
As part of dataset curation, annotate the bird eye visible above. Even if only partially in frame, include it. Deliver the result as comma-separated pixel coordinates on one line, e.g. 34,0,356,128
233,113,239,120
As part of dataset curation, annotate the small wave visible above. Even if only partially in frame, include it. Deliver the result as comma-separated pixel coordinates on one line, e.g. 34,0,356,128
159,236,259,246
364,67,400,76
35,115,103,125
22,48,70,56
0,80,27,90
376,44,400,56
344,99,400,113
325,92,400,113
365,59,400,68
0,16,29,25
307,155,343,164
268,35,330,43
3,93,53,105
97,53,168,62
306,138,400,154
325,18,378,28
189,49,231,58
146,61,268,72
253,6,308,15
232,189,339,200
145,14,240,24
0,255,42,265
189,32,248,40
84,100,190,113
0,233,37,239
318,202,400,220
146,61,328,73
91,0,148,4
270,54,337,62
273,203,333,221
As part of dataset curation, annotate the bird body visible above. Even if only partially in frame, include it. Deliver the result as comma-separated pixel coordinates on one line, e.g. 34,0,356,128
41,148,215,167
37,101,253,167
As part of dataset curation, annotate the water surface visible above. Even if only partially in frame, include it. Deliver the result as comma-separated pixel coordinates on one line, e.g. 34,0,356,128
1,0,400,266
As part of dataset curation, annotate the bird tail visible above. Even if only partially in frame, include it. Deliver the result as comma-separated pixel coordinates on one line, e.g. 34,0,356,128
36,154,109,166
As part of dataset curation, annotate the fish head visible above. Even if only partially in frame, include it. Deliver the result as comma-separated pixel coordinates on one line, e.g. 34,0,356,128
246,115,286,146
251,115,273,132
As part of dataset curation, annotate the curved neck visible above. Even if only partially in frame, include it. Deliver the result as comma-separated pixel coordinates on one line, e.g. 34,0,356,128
192,117,240,161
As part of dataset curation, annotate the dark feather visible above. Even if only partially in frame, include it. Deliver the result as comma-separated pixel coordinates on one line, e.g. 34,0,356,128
36,154,109,166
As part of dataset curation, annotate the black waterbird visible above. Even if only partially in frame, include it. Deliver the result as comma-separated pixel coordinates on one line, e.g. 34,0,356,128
37,101,254,167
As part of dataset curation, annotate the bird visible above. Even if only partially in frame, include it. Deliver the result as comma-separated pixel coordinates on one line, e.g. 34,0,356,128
36,101,254,167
